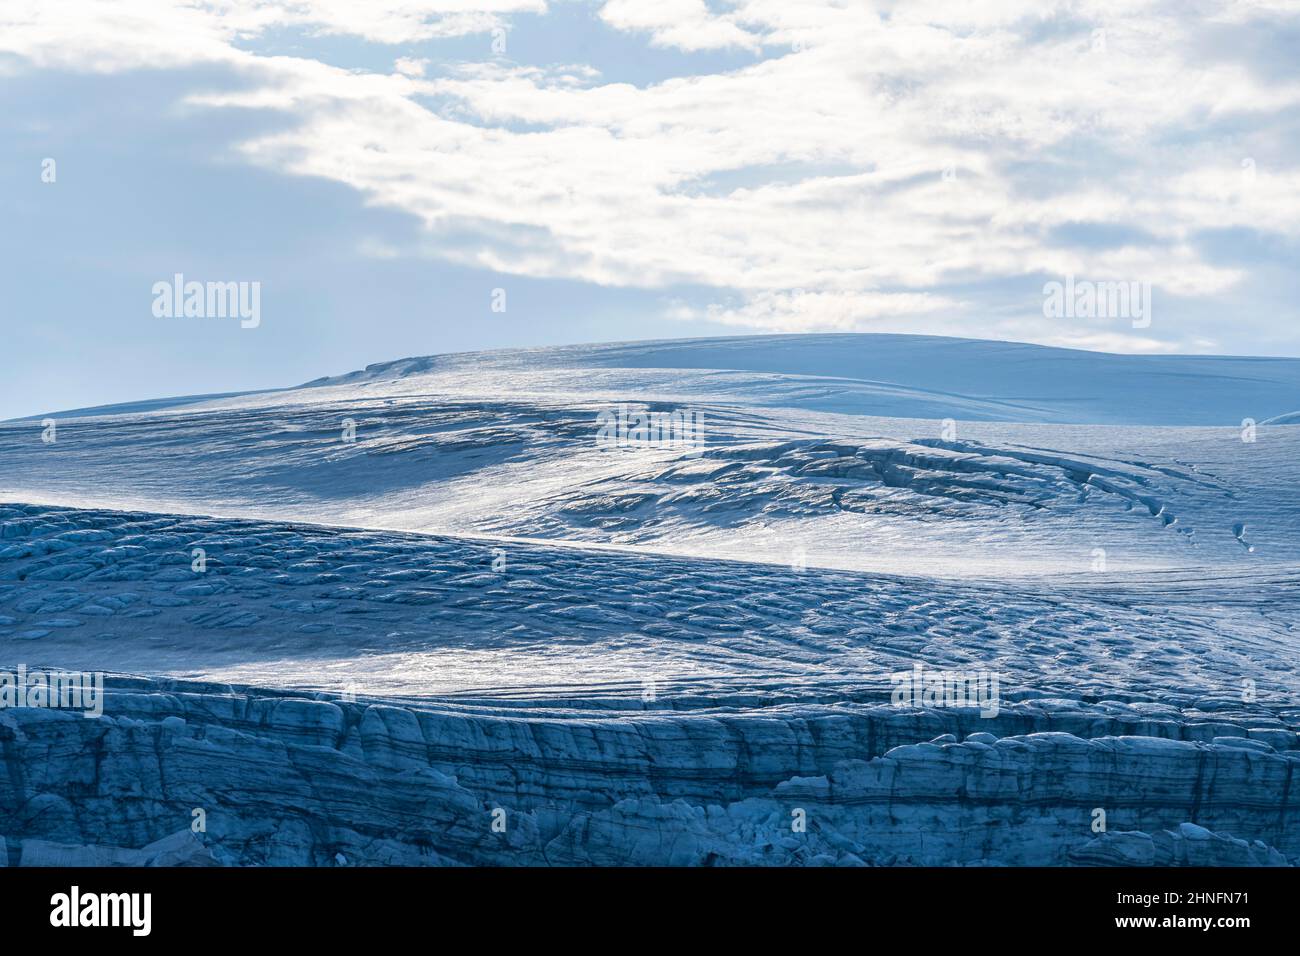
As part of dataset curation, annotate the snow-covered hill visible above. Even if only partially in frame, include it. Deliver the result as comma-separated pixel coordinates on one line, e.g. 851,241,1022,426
301,334,1300,426
15,333,1300,427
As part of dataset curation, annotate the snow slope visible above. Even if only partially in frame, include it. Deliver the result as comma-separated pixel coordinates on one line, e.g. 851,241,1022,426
1,333,1298,866
302,334,1300,426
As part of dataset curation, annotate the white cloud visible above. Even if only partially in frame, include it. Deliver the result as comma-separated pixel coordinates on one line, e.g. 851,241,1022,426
668,289,963,333
3,0,1298,352
598,0,762,52
393,56,429,77
203,0,547,44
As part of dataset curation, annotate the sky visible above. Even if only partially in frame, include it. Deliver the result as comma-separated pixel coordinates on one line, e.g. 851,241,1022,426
2,0,1299,420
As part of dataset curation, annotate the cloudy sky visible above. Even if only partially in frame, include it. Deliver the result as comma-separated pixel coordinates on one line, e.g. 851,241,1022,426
3,0,1299,419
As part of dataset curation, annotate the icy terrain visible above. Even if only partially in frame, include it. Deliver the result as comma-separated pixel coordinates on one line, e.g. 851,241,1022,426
0,334,1297,866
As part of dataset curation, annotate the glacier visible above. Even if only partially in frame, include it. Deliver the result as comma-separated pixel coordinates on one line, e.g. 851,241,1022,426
0,333,1297,866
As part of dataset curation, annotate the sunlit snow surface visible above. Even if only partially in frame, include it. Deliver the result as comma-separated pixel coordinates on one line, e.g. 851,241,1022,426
4,335,1298,587
3,334,1299,866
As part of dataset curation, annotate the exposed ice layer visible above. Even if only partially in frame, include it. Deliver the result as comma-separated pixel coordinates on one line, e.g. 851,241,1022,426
0,678,1296,866
12,830,216,867
1070,826,1287,867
